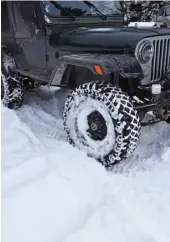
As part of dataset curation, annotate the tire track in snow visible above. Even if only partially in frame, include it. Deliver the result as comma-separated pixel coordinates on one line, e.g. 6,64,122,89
17,87,71,144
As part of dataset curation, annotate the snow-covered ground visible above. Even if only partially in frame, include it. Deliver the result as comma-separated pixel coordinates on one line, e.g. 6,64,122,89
1,86,170,242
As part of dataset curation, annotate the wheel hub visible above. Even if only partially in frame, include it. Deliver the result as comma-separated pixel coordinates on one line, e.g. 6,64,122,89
90,122,98,131
87,111,107,141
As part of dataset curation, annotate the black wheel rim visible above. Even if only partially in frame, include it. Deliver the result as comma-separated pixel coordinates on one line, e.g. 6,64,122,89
87,111,107,141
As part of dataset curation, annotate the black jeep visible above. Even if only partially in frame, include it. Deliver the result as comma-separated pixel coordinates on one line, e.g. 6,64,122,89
1,1,170,168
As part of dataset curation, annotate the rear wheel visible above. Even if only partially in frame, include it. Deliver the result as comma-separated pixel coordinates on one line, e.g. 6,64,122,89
1,49,24,109
63,81,141,168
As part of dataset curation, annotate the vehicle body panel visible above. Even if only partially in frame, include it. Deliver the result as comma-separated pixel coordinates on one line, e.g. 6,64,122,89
50,26,170,52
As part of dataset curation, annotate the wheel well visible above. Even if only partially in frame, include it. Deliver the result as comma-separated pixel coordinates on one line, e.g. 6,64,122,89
119,76,139,94
62,64,139,93
65,65,112,88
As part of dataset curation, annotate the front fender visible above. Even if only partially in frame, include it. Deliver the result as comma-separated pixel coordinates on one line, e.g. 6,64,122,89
49,54,143,87
113,55,143,79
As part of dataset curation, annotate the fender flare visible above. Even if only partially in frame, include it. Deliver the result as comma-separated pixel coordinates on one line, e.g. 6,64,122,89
49,54,143,87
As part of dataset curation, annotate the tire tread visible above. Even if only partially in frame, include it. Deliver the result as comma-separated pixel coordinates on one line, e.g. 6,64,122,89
63,81,141,168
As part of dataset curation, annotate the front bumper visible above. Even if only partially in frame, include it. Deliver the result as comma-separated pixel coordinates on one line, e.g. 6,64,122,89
133,71,170,124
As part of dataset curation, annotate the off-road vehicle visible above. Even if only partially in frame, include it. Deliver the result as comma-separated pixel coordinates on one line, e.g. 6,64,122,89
1,1,170,168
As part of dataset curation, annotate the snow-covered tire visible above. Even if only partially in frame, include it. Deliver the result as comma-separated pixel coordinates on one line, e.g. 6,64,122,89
1,50,24,109
63,81,141,168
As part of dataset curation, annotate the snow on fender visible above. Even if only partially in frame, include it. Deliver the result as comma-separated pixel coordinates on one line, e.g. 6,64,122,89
63,81,141,168
128,22,163,28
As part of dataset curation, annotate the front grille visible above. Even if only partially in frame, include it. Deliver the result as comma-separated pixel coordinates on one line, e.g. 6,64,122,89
151,36,170,82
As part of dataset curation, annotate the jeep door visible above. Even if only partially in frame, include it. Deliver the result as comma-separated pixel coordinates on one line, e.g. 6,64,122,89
12,1,47,75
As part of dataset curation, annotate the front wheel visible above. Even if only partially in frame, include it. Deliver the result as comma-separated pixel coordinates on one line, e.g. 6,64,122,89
63,81,141,168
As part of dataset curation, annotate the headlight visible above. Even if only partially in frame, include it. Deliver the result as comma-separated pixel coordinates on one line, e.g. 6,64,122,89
137,40,153,64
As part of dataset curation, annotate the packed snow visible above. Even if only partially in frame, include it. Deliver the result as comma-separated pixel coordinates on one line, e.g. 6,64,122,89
1,86,170,242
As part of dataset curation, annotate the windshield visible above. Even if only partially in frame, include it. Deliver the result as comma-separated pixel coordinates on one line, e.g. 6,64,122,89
43,1,123,18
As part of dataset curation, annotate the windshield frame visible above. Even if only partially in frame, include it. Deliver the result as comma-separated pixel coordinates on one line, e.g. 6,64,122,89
41,1,124,23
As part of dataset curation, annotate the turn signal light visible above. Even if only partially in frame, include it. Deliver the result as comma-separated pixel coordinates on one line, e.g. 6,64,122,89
94,65,103,75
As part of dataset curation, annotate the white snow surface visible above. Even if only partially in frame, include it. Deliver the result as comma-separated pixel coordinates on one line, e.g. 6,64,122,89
128,22,156,27
1,86,170,242
128,22,163,28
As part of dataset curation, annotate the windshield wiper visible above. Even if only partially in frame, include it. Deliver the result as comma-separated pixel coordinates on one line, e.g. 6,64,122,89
83,1,107,20
50,1,76,21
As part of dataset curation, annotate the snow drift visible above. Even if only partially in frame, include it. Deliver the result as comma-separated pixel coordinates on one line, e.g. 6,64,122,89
1,87,170,242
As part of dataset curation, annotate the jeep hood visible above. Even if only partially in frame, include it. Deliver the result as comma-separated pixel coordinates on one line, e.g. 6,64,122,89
50,27,170,53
